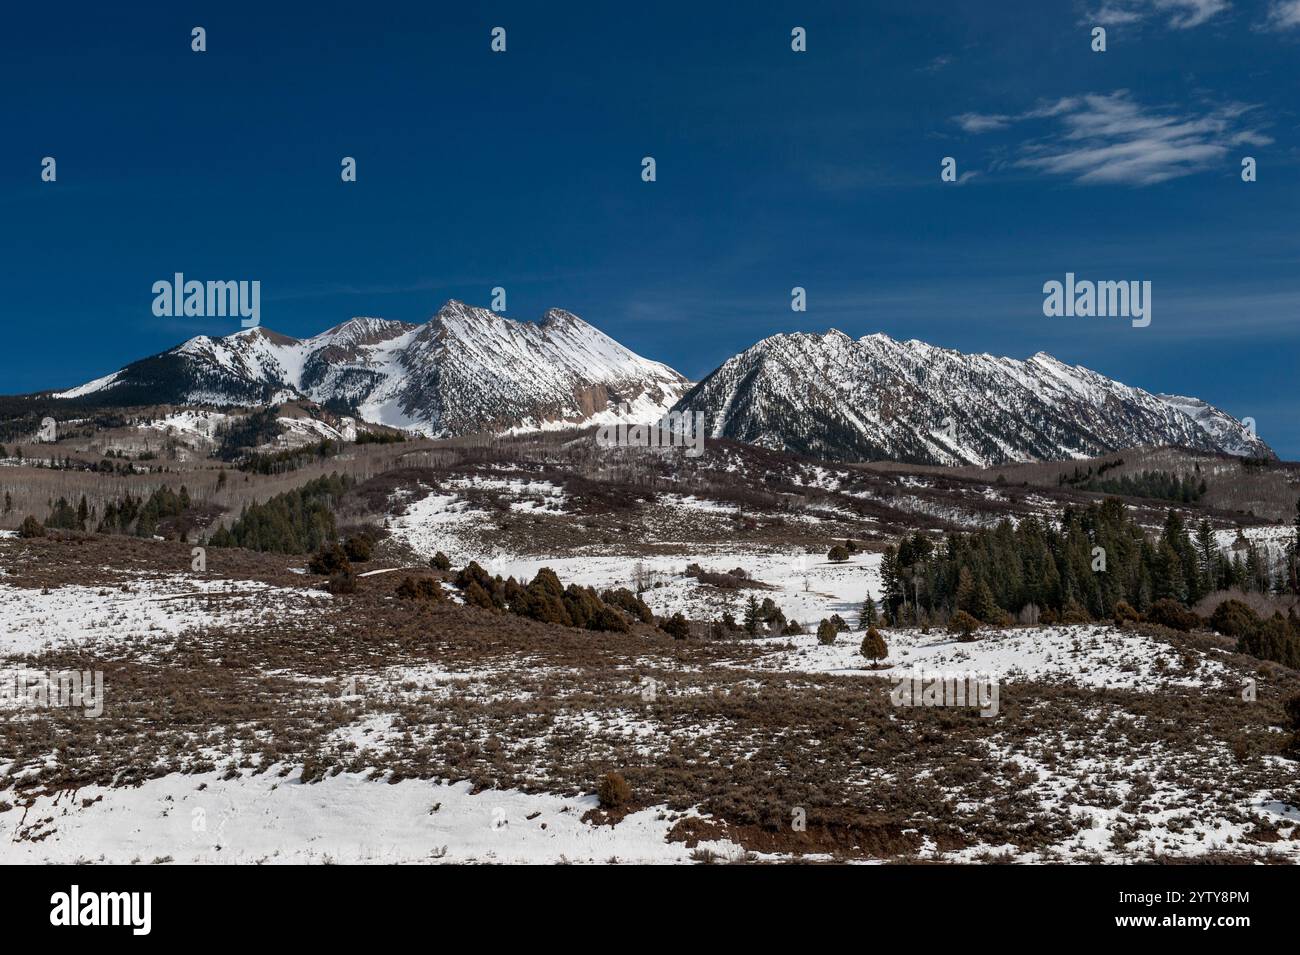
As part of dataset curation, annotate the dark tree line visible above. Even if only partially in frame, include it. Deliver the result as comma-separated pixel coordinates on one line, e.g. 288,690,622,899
96,485,193,537
208,472,351,553
1070,468,1206,503
879,497,1295,627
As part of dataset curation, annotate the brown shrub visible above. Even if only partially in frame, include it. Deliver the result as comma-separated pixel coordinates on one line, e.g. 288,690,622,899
949,610,980,641
597,771,632,809
342,535,373,562
1113,600,1142,626
308,542,350,576
1146,599,1200,632
1210,599,1258,638
396,576,443,601
325,571,357,595
661,613,690,640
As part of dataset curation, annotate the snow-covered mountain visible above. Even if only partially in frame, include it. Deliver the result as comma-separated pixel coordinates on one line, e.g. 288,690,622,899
44,311,1273,463
51,301,689,437
670,330,1272,466
1154,393,1265,459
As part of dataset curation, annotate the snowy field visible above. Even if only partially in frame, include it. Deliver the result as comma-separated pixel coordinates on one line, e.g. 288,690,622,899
2,487,1296,865
748,624,1235,691
0,769,751,865
389,482,882,624
0,576,328,656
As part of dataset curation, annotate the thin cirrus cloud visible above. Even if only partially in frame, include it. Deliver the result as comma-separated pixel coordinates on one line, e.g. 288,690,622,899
1264,0,1300,28
955,91,1270,185
1084,0,1230,29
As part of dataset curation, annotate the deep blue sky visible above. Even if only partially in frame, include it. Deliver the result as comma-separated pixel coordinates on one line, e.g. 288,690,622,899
2,1,1297,455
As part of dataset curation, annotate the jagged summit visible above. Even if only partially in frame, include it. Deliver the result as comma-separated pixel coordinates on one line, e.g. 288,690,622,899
670,329,1272,466
48,303,690,438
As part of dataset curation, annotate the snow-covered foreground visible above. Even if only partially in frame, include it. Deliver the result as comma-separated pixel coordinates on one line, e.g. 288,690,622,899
940,750,1300,864
0,768,749,865
0,577,328,656
750,624,1235,691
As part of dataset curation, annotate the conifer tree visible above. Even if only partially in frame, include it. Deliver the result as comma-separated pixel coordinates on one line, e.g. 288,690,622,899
742,594,761,636
857,591,878,630
861,626,887,667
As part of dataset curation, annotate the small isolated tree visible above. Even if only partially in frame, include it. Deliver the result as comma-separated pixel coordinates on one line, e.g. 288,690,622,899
949,609,980,642
827,544,850,563
857,591,878,631
742,594,761,636
816,618,837,645
18,514,45,538
830,613,849,633
861,625,887,667
597,771,632,810
661,612,690,641
430,551,452,571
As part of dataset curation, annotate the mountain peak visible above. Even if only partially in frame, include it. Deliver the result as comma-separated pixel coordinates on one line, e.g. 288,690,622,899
312,317,416,347
540,307,589,329
673,332,1273,466
230,326,300,347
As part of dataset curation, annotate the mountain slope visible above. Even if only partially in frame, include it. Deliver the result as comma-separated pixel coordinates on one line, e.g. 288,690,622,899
671,330,1272,466
49,302,689,437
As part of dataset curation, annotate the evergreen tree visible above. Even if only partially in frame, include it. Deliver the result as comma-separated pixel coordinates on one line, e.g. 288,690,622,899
1196,519,1217,592
879,546,904,624
972,577,1000,624
955,566,977,615
816,618,837,645
742,594,761,636
860,626,887,666
856,591,878,630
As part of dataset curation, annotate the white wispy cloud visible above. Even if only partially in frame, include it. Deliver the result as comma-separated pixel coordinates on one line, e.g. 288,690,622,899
918,54,953,73
1085,0,1230,29
955,91,1271,185
954,112,1012,133
1263,0,1300,29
